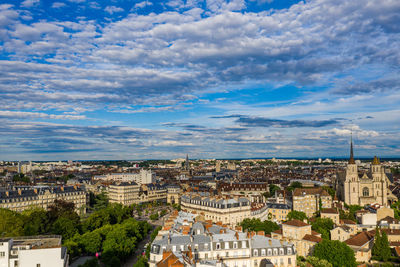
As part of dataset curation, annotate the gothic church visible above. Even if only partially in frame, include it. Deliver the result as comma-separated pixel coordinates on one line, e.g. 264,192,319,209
336,140,395,207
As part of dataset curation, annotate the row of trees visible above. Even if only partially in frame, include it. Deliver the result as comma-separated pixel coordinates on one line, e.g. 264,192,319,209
239,218,279,234
0,198,152,267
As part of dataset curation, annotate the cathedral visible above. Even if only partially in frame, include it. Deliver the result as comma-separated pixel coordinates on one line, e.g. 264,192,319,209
336,139,395,207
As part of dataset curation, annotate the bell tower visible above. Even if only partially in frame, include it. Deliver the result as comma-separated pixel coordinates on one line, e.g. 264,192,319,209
345,133,359,205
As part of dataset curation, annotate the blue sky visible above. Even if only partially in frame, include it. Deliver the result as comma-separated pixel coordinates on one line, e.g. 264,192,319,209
0,0,400,160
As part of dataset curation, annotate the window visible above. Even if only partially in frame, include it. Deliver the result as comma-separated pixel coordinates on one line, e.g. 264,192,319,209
216,243,221,250
253,249,258,256
363,187,369,197
0,252,5,257
261,249,266,256
288,258,292,264
287,248,292,255
273,248,278,255
280,248,284,255
36,265,40,267
233,242,238,249
242,241,246,248
267,249,272,256
225,242,229,249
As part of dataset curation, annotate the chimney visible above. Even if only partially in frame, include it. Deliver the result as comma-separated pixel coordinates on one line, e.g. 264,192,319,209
18,189,22,195
5,191,9,197
61,186,64,191
34,188,38,194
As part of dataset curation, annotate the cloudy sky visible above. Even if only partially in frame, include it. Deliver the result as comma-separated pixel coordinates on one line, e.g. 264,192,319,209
1,0,399,160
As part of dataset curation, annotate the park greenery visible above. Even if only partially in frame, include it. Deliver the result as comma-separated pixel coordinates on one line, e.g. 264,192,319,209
313,239,356,267
287,210,307,221
0,198,152,266
239,218,279,235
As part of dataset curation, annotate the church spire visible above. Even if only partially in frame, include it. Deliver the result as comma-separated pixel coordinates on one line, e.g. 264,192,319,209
349,132,355,164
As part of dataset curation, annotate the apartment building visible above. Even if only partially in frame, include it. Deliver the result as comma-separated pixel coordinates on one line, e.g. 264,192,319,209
219,182,269,203
149,211,296,267
93,169,155,184
108,182,140,205
140,184,167,203
271,220,322,257
0,186,87,214
181,193,252,227
0,235,68,267
292,188,332,218
266,203,291,223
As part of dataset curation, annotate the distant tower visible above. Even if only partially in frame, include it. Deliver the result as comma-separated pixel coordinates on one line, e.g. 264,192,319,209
185,154,189,171
17,161,21,173
216,161,221,172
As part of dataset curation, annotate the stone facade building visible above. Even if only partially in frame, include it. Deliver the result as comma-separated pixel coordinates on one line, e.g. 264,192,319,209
336,140,394,206
150,211,296,267
292,188,332,218
0,185,87,214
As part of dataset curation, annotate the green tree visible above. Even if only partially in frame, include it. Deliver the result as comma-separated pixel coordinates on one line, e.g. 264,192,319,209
269,184,280,196
79,230,102,254
134,256,149,267
372,227,381,257
78,258,100,267
239,218,279,234
0,208,24,237
149,213,159,221
287,181,302,192
298,256,333,267
12,173,30,183
287,210,307,221
313,240,356,267
22,208,50,235
381,231,391,261
64,239,82,259
51,217,79,240
322,186,336,198
311,218,334,240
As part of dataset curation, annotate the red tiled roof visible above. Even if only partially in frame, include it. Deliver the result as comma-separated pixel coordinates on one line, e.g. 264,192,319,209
321,208,338,214
302,234,323,243
345,231,374,247
283,219,309,227
293,187,330,197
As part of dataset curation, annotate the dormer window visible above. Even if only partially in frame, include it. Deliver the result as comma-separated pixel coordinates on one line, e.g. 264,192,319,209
253,249,258,256
233,242,238,249
216,243,221,250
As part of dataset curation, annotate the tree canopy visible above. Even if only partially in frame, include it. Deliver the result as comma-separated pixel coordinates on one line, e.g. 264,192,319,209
240,218,279,234
311,217,334,239
313,240,356,267
287,210,307,221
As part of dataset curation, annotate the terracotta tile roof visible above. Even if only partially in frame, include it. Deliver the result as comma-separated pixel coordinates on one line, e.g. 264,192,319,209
293,187,330,197
311,230,321,236
369,229,400,236
321,208,338,214
302,234,323,243
283,219,309,227
341,219,356,225
272,229,282,235
345,231,374,247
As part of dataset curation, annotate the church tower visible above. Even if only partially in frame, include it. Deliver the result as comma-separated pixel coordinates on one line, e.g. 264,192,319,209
371,156,387,206
345,135,359,205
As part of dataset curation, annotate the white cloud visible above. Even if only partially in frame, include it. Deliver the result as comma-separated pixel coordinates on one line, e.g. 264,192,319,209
105,6,124,14
20,0,40,8
52,2,66,8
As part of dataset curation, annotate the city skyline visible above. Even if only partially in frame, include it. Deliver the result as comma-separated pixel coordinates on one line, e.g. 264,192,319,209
1,0,400,160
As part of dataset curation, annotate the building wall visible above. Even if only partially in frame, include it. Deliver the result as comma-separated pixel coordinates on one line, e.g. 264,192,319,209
0,187,87,214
